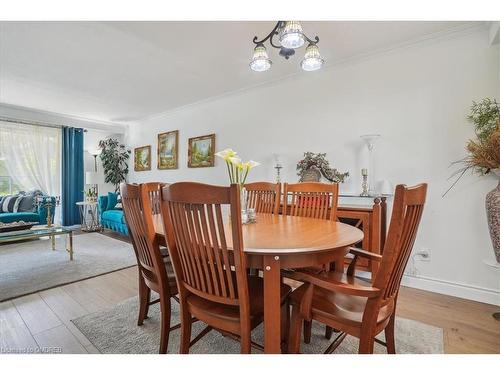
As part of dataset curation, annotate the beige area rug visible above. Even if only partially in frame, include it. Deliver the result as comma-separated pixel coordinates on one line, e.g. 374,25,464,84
72,296,444,354
0,233,136,302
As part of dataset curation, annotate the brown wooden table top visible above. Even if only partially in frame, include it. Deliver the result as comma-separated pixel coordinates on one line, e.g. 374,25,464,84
153,213,364,255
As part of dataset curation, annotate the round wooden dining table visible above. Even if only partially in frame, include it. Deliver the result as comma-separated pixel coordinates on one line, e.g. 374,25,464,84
153,212,364,354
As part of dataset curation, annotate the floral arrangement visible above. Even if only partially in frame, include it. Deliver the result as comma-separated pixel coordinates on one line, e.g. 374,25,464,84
215,149,260,186
83,188,97,202
297,152,349,183
444,98,500,195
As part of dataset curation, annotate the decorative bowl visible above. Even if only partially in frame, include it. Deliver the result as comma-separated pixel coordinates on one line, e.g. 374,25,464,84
0,221,39,233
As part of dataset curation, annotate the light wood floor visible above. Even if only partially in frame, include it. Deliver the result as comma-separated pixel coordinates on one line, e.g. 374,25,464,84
1,233,499,354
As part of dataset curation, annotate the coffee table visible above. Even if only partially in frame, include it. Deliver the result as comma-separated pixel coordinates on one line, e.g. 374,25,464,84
0,226,74,260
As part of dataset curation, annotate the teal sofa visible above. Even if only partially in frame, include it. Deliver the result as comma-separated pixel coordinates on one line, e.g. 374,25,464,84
98,193,128,236
0,195,55,225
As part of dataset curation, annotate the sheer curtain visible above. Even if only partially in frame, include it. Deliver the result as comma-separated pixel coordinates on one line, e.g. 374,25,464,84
0,121,62,197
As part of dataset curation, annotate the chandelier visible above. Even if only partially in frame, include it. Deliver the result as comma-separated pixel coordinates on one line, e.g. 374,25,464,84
250,21,324,72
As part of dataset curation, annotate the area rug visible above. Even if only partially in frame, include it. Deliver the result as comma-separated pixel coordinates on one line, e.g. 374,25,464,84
0,233,135,302
72,296,444,354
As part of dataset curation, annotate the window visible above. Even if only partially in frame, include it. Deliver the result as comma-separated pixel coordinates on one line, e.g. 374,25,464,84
0,159,24,195
0,121,62,197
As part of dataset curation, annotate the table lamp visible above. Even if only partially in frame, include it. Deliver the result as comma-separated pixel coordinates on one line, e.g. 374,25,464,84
360,134,381,196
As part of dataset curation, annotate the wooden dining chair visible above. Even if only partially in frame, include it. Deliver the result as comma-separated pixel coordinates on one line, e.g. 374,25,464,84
286,183,427,354
120,182,179,354
282,182,340,342
283,182,339,221
160,182,292,354
244,182,281,215
147,182,163,215
144,182,170,248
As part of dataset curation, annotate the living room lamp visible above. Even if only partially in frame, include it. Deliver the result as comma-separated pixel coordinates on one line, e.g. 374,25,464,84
88,148,101,172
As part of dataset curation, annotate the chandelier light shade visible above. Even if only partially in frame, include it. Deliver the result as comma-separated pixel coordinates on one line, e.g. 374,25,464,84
250,21,324,72
249,44,272,72
301,43,325,71
279,21,306,49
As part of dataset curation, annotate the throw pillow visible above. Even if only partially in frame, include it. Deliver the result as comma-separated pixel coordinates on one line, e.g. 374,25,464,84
0,194,22,213
16,190,45,212
18,195,34,212
1,195,13,213
107,192,118,211
13,195,22,213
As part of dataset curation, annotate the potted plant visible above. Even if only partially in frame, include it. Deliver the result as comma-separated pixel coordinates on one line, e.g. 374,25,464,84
445,98,500,262
98,138,131,193
297,152,349,183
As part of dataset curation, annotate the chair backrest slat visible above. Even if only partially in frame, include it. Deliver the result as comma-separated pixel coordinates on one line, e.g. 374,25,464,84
283,182,339,221
148,186,162,215
373,184,427,305
200,205,221,295
160,182,246,306
244,182,281,215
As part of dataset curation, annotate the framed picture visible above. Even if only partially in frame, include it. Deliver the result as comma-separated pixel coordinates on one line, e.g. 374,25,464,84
134,145,151,171
157,130,179,170
188,133,215,168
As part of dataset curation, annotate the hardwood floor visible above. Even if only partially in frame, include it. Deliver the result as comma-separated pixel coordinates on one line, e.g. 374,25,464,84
0,231,498,354
397,287,500,353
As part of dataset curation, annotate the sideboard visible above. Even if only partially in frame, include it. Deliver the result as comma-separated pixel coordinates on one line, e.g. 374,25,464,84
338,195,389,275
280,194,390,274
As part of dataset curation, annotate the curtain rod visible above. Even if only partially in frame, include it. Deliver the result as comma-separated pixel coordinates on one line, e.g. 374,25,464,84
0,116,88,132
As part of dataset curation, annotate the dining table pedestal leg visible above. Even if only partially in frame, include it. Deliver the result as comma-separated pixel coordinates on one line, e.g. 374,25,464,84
263,254,282,354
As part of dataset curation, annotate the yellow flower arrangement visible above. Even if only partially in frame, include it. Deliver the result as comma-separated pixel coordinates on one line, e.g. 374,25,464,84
215,148,260,185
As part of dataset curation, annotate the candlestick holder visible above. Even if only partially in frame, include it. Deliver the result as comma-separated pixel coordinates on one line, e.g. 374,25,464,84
360,170,370,197
273,153,283,183
37,196,61,227
274,163,283,183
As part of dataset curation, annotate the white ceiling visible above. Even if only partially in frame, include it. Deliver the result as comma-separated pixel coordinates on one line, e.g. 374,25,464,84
0,21,482,124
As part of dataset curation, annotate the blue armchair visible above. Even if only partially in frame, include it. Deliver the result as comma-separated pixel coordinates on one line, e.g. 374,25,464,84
98,193,128,236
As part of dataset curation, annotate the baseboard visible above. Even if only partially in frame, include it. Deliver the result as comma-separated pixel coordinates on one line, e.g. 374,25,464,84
401,274,500,306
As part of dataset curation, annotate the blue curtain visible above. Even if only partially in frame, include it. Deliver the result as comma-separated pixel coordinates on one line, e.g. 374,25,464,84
62,127,84,226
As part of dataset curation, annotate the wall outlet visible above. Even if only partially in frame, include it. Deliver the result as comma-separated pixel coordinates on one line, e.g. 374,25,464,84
414,248,431,262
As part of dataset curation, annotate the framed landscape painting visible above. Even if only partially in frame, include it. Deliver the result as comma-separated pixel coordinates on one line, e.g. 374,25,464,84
188,133,215,168
134,145,151,171
157,130,178,169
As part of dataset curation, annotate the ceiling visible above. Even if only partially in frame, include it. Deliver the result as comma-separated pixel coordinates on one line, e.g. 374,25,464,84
0,21,482,124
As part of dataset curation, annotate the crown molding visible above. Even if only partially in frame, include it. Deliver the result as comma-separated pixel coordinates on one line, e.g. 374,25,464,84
0,102,127,132
490,21,500,45
138,22,488,123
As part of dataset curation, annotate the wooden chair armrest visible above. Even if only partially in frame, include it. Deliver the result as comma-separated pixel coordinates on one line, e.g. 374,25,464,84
346,247,382,276
348,247,382,261
282,269,381,298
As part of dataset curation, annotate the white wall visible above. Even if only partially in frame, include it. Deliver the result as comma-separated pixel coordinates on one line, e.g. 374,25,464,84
127,28,500,305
